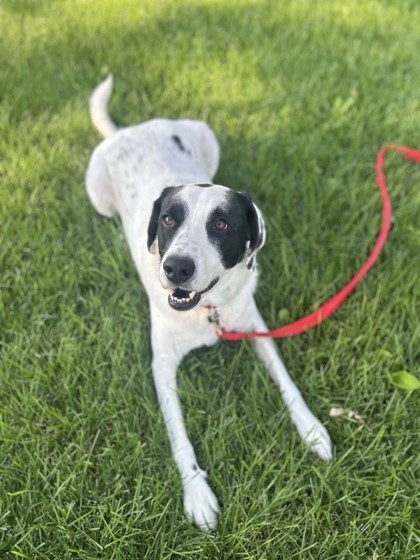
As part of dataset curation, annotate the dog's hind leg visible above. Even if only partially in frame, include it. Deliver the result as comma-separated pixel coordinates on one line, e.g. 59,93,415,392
150,318,219,531
86,145,117,218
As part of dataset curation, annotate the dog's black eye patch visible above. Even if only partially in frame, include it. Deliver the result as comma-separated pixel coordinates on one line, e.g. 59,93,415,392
157,198,186,257
206,192,252,269
147,186,185,253
159,200,185,229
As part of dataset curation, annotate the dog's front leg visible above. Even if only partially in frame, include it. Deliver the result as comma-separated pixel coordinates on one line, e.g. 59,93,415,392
151,328,219,531
247,302,333,461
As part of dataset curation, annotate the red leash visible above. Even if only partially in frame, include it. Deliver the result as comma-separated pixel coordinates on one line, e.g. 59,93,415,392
219,143,420,341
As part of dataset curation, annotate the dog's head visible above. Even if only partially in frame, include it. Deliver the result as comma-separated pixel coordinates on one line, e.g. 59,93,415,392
147,184,265,311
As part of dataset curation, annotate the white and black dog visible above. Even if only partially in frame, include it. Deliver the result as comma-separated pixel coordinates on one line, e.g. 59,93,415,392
86,75,332,531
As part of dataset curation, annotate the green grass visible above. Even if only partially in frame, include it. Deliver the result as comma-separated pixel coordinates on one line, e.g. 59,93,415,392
1,0,419,558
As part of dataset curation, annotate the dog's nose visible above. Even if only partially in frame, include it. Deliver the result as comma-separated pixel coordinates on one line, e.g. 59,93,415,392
163,256,195,284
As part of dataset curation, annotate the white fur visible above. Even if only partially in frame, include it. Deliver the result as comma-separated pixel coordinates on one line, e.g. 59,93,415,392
86,76,333,532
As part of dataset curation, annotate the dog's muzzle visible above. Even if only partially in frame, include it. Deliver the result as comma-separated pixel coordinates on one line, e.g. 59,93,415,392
168,277,219,311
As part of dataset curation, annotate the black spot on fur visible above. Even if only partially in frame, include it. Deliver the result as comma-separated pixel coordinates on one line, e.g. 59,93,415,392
172,135,186,152
195,183,213,187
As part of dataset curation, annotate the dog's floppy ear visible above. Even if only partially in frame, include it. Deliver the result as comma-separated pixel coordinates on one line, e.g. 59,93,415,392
147,186,178,253
147,194,164,253
240,193,266,269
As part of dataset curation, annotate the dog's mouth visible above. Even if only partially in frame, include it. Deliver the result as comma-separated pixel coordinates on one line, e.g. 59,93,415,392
168,277,219,311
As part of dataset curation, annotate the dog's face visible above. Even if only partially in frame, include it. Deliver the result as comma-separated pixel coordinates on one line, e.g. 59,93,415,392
147,184,265,311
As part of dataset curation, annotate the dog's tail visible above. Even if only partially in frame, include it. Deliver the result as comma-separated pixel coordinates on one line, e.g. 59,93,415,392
89,74,118,138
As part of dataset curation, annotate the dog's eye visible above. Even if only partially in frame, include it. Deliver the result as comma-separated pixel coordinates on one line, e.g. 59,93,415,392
162,215,175,227
214,218,229,231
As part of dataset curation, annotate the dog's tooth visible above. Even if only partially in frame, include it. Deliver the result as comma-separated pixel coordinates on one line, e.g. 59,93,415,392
169,290,195,306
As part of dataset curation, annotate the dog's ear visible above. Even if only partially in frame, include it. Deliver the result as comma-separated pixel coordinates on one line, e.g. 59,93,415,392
240,193,266,269
147,194,163,253
147,187,177,253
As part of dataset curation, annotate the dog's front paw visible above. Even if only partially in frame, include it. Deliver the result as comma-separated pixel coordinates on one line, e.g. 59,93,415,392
183,473,220,532
292,409,333,462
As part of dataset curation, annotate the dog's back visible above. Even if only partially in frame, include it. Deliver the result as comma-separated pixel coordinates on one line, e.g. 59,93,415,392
86,75,221,220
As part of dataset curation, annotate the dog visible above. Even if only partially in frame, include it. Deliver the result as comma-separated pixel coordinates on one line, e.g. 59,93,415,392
86,75,333,531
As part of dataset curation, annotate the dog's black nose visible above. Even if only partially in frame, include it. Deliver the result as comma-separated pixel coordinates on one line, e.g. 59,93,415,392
163,256,195,284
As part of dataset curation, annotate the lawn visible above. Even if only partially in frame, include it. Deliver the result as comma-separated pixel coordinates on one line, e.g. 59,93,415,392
1,0,419,558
